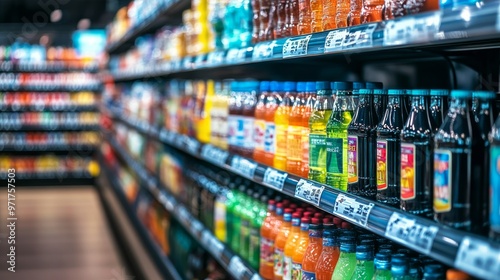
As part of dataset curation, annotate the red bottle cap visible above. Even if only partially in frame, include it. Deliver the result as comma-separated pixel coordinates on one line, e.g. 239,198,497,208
303,212,313,218
311,217,321,225
290,203,298,209
306,207,316,212
341,222,351,229
276,203,283,209
314,213,324,218
268,200,275,206
282,199,290,206
333,217,342,225
285,208,293,214
301,217,311,223
323,217,333,224
292,213,301,219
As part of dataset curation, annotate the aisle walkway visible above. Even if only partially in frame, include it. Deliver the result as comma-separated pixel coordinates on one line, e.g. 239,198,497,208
0,187,128,280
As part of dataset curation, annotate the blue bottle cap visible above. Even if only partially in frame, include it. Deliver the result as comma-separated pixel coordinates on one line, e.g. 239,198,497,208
316,81,331,90
388,89,406,95
353,82,365,90
270,81,280,92
373,89,387,95
283,81,296,92
355,245,374,260
260,81,271,92
297,82,307,92
410,89,430,96
450,90,472,99
246,81,260,90
231,81,240,91
423,264,444,278
430,89,449,96
359,89,373,95
339,236,356,252
365,82,383,89
306,81,316,92
332,81,353,90
473,90,496,100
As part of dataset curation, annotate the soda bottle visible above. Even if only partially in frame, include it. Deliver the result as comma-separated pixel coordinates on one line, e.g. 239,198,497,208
275,0,289,38
231,184,246,251
240,188,255,258
291,217,312,279
372,251,391,280
322,0,337,30
298,0,312,34
274,81,297,170
348,0,362,26
266,0,279,40
210,81,228,149
350,245,375,280
214,184,228,242
336,0,351,28
283,212,303,280
241,81,259,158
315,228,339,280
301,218,323,278
288,0,300,35
260,0,272,41
352,82,364,108
310,0,324,32
326,82,354,191
260,200,278,279
228,81,243,154
252,0,261,43
331,235,356,280
347,89,377,199
255,81,272,164
408,258,420,280
360,0,384,23
303,83,318,177
249,194,268,270
400,89,434,217
373,89,386,124
471,90,495,235
376,89,405,208
309,81,334,183
264,82,284,167
429,89,449,129
225,181,239,246
391,254,408,280
433,90,473,230
274,208,293,280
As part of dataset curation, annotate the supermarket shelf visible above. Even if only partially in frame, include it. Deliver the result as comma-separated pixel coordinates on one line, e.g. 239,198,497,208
0,84,101,92
110,111,500,280
110,3,500,82
0,170,93,180
104,133,262,280
0,124,99,131
106,0,191,55
0,105,98,112
0,144,97,152
0,61,99,73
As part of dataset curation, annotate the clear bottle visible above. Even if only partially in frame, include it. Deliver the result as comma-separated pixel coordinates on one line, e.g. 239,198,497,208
287,82,309,176
309,81,334,183
310,0,324,32
400,89,434,218
390,254,408,280
336,0,351,28
326,82,354,191
372,252,391,280
429,89,449,130
274,82,297,170
331,236,357,280
434,90,473,230
298,0,312,34
322,0,337,30
376,89,405,208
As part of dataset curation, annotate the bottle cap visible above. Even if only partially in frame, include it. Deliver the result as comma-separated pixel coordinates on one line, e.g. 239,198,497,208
397,248,410,255
260,195,268,203
246,189,253,196
314,213,324,218
378,249,392,255
276,202,283,209
284,208,293,214
303,212,313,218
231,81,240,91
260,81,271,92
473,90,496,100
424,264,444,278
341,222,351,229
332,81,353,90
378,244,393,252
301,217,311,223
333,217,342,225
311,217,321,225
373,89,387,95
289,203,298,209
245,81,260,90
352,82,365,90
450,90,472,99
388,89,405,95
365,82,383,89
305,81,316,92
430,89,449,96
316,81,331,90
446,269,471,280
292,213,301,219
323,217,333,224
283,81,297,92
392,253,408,265
282,199,290,206
270,81,280,92
297,82,307,92
355,245,374,260
253,192,260,199
359,89,373,95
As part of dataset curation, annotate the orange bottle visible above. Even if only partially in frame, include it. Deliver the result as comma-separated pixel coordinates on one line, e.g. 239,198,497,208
336,0,350,28
274,208,293,279
297,0,312,34
322,0,337,30
254,81,271,164
274,82,297,170
348,0,362,26
301,218,323,278
260,200,278,279
263,82,284,166
291,217,311,280
360,0,384,23
283,212,303,280
315,225,339,279
310,0,323,32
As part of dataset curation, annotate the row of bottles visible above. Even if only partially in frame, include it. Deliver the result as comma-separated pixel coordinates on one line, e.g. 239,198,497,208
0,132,100,146
0,112,100,128
0,91,97,108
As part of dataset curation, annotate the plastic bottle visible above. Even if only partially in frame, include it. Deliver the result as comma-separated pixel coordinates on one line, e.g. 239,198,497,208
315,228,339,280
214,185,228,242
376,89,405,208
347,89,377,199
284,212,302,280
260,0,272,41
372,251,391,280
433,90,473,230
301,218,323,278
350,245,374,280
288,0,300,35
303,82,318,177
228,81,243,154
400,89,434,218
195,80,213,143
275,0,288,38
310,0,324,32
255,81,271,164
274,208,293,280
348,0,362,26
231,184,246,251
331,236,357,280
252,0,261,43
326,82,354,190
360,0,384,23
390,254,408,280
298,0,312,34
408,258,420,280
322,0,337,30
336,0,350,28
275,82,297,170
264,82,283,167
309,81,334,183
240,188,255,258
372,89,386,124
291,217,311,279
249,194,268,270
429,89,449,129
266,0,278,40
260,200,277,279
241,81,259,158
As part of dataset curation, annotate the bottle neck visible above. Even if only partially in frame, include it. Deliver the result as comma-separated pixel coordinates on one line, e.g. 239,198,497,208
477,98,494,115
308,228,322,241
449,97,470,114
387,95,402,106
334,92,355,111
410,95,429,110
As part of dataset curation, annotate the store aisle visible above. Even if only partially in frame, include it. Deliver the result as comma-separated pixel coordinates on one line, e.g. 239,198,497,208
0,187,129,280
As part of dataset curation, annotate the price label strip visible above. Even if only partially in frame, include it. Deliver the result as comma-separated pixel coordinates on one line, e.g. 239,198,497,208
185,138,200,154
252,41,277,60
225,49,241,63
201,230,212,248
342,23,377,49
324,29,349,53
294,179,325,206
333,194,374,227
208,235,225,258
230,156,258,179
194,54,206,67
262,168,288,191
410,12,441,43
191,220,204,236
201,145,229,166
228,256,247,279
383,17,415,46
283,35,312,58
455,237,500,280
182,57,192,69
207,51,226,65
385,212,439,254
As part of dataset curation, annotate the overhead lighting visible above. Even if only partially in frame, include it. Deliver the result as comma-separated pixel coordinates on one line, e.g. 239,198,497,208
50,9,62,22
39,35,50,46
78,18,91,30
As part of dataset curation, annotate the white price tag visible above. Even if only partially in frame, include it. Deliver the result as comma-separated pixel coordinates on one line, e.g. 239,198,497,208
342,24,377,49
283,35,312,58
455,237,500,280
159,129,169,142
252,41,276,59
185,138,200,154
230,156,258,179
324,29,348,53
385,212,439,254
294,179,325,206
194,54,205,66
262,168,288,191
171,59,182,70
166,131,177,144
182,57,192,69
384,17,414,46
201,145,229,165
228,256,247,279
411,12,441,43
333,194,374,227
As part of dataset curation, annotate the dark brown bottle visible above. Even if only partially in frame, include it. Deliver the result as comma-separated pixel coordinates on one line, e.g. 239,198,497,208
429,89,449,130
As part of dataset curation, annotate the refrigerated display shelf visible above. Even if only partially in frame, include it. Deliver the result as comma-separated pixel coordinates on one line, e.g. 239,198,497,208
0,144,97,152
108,111,500,280
0,105,98,112
0,124,99,131
0,170,93,180
0,85,101,92
104,132,262,280
0,61,99,73
110,2,500,82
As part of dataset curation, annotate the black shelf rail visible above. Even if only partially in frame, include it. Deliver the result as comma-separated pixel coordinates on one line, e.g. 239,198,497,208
0,85,101,92
0,105,98,112
0,144,97,152
104,133,262,280
109,110,500,280
0,61,99,73
109,2,500,82
0,124,100,131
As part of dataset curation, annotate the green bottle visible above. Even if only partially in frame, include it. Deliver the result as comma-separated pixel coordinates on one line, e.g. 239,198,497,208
326,82,355,191
225,182,238,248
350,245,375,280
230,184,246,252
239,188,254,259
309,81,334,183
249,194,268,270
331,236,357,280
373,252,391,280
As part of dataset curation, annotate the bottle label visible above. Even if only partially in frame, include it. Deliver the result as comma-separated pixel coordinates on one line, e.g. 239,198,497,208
283,255,293,280
227,115,244,147
287,125,303,160
291,262,302,280
264,121,276,153
433,149,452,213
309,134,326,168
326,137,343,173
260,237,275,265
490,146,500,229
274,247,285,276
301,270,316,280
249,227,260,265
401,143,416,200
254,119,266,151
275,124,288,156
242,116,255,149
377,140,388,190
348,136,358,183
302,127,310,162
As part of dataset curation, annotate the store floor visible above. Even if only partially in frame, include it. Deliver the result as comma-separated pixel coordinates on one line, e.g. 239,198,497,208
0,186,130,280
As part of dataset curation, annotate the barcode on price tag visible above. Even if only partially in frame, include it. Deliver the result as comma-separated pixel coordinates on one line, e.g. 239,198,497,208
230,156,258,179
262,168,287,191
294,179,324,205
201,145,229,165
324,29,348,53
385,212,439,254
228,256,247,279
283,35,312,58
455,237,500,280
333,194,374,227
343,24,377,49
252,41,276,60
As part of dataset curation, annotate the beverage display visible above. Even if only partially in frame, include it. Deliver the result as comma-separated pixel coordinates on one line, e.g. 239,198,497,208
351,245,375,280
291,217,311,279
274,208,293,279
275,82,297,170
261,200,278,278
283,212,302,280
301,218,323,278
331,236,356,280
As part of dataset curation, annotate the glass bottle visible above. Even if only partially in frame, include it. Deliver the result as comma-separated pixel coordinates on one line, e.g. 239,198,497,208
429,89,449,129
350,245,375,280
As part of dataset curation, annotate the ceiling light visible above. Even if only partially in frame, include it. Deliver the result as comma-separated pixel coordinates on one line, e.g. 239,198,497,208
78,19,91,30
50,9,62,22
